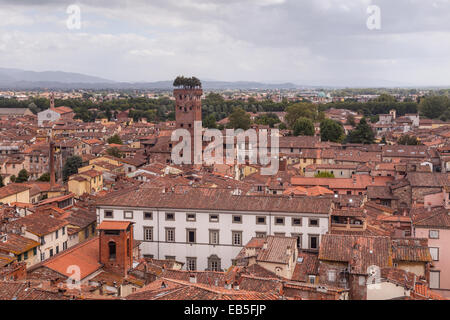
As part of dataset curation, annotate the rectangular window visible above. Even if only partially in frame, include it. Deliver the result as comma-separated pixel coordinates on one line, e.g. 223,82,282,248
62,227,65,235
17,254,22,262
309,276,316,284
232,215,242,223
292,233,302,248
40,252,45,261
104,210,113,218
187,229,196,243
209,230,219,245
274,232,285,237
165,256,176,261
55,230,59,239
430,247,439,261
166,212,175,221
209,214,219,222
292,218,302,226
144,227,153,241
328,270,336,282
56,246,59,254
84,229,89,239
232,231,242,246
309,234,319,250
186,213,196,222
40,236,45,245
143,212,153,220
309,219,319,227
143,254,154,259
186,257,197,271
124,211,133,219
63,241,67,250
24,252,28,260
166,228,175,242
429,230,439,239
275,217,285,225
430,271,440,289
50,249,54,257
33,247,37,256
256,216,266,225
256,232,267,238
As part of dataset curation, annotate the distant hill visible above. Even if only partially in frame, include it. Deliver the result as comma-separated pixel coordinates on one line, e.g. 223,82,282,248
0,67,115,85
0,68,302,90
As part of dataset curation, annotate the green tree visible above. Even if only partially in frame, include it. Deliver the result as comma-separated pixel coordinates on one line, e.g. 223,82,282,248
254,113,280,128
63,156,83,181
107,134,123,145
375,94,396,103
37,172,51,182
346,114,356,126
106,147,123,158
315,171,335,178
278,123,287,130
10,175,16,183
203,114,217,129
346,118,375,144
228,107,251,130
15,169,29,183
320,119,344,143
285,103,317,128
419,96,449,119
293,117,315,136
398,135,421,145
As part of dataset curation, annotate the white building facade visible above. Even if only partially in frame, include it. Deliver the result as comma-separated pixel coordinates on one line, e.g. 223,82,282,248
96,189,332,271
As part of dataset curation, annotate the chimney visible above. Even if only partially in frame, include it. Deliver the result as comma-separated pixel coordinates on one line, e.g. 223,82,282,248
286,246,292,256
49,140,56,187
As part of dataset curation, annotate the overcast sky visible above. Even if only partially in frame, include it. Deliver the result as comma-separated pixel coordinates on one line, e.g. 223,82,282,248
0,0,449,86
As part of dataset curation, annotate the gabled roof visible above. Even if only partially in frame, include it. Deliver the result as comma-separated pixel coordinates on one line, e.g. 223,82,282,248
41,237,101,280
319,234,391,274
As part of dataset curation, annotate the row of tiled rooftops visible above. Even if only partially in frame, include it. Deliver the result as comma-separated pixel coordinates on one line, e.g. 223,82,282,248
96,185,333,214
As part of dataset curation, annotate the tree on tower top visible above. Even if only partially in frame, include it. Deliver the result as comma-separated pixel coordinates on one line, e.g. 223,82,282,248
173,76,202,89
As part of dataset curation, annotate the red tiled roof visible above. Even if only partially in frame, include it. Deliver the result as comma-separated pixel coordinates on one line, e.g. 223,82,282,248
97,221,132,231
42,237,101,280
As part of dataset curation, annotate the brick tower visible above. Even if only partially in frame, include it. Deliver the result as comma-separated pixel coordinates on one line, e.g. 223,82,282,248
173,77,203,164
98,221,134,277
174,87,202,131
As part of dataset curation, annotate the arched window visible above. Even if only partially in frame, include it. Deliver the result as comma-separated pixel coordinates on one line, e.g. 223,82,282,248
108,241,116,260
207,255,221,271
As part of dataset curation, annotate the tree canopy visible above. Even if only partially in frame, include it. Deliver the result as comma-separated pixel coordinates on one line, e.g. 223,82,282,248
346,117,375,144
254,113,281,128
107,134,123,145
173,76,202,89
293,117,315,136
320,119,344,143
63,156,83,181
419,96,450,120
285,103,317,128
106,147,124,158
227,107,251,130
15,169,29,183
398,134,421,145
37,172,51,182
